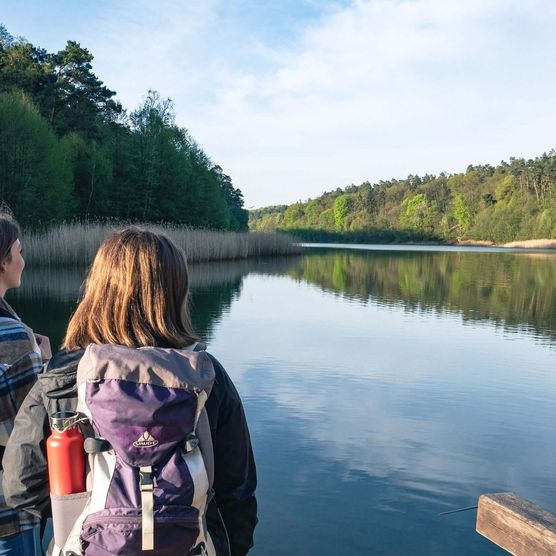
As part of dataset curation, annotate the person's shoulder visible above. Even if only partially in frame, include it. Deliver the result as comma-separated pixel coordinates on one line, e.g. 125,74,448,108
203,351,242,402
37,348,84,396
0,317,35,363
45,348,85,373
204,352,228,382
0,297,19,320
0,316,28,338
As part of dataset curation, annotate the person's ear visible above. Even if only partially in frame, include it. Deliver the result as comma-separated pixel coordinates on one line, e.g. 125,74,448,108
0,254,10,272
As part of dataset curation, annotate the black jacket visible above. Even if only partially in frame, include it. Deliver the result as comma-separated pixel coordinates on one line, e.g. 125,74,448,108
1,349,257,556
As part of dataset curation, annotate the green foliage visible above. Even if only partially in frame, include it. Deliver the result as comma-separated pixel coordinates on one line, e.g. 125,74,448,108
282,203,305,228
250,149,556,244
333,195,350,230
0,91,72,225
453,194,471,238
319,208,335,229
400,193,439,233
305,200,319,225
495,175,515,201
0,25,247,231
400,194,425,229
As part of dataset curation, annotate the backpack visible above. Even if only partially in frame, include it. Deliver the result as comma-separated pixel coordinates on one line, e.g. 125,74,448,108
51,343,217,556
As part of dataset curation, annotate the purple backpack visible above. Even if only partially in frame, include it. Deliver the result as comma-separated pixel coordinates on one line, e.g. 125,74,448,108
51,344,216,556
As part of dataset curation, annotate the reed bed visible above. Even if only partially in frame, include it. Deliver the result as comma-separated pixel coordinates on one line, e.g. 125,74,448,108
501,239,556,249
23,222,301,266
456,239,494,247
457,238,556,248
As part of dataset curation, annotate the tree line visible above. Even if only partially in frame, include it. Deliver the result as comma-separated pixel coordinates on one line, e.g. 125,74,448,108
0,24,247,230
250,154,556,243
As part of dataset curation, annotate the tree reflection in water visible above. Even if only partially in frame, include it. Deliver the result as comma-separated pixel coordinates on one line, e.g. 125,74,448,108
287,249,556,342
8,248,556,347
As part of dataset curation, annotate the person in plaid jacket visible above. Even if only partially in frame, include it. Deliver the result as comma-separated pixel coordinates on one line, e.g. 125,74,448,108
0,212,51,555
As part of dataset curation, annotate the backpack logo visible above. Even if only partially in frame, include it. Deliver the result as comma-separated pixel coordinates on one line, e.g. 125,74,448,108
133,431,159,448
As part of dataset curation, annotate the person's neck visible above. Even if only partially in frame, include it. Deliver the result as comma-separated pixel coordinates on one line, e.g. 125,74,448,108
0,272,8,298
0,276,10,298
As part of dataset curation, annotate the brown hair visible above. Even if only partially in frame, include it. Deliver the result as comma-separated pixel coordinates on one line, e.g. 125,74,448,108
0,210,20,266
63,227,198,350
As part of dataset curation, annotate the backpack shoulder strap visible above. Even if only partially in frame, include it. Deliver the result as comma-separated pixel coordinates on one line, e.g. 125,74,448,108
188,341,214,488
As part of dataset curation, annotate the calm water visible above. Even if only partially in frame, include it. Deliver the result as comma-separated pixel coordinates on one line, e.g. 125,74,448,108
9,245,556,555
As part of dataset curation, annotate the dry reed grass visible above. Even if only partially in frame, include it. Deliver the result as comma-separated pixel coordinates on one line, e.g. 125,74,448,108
501,239,556,249
456,239,494,247
23,222,300,266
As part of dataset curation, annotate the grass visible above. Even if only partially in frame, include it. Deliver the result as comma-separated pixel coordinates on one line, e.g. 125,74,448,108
23,222,301,266
456,239,494,247
501,239,556,249
457,238,556,249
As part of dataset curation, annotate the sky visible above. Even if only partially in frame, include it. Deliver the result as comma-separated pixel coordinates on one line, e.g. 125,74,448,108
2,0,556,208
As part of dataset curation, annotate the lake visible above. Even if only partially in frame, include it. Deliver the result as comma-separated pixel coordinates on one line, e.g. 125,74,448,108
9,244,556,555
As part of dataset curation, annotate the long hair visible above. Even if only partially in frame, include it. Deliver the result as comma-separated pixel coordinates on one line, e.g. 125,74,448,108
0,209,20,265
63,227,198,350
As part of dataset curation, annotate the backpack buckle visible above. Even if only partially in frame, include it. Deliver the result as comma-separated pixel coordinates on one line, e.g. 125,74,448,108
192,542,208,555
139,466,153,492
184,432,199,453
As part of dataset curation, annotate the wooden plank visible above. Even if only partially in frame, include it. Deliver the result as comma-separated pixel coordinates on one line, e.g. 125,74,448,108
476,492,556,555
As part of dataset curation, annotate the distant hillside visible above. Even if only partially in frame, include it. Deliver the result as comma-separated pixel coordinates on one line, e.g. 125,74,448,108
249,152,556,244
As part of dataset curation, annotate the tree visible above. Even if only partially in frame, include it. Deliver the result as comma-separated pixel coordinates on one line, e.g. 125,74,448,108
282,203,305,228
453,194,470,239
47,41,120,137
0,25,246,231
0,91,72,225
333,194,351,230
400,193,438,233
212,165,248,231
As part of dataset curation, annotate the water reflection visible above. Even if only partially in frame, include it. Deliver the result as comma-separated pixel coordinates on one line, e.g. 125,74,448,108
12,249,556,345
288,248,556,342
6,248,556,555
208,271,556,555
8,257,302,349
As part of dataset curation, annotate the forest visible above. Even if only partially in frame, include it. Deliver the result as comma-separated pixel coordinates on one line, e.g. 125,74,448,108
0,24,247,230
250,154,556,244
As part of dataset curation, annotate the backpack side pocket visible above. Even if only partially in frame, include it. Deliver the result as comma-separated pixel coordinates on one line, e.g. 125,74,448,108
50,491,91,550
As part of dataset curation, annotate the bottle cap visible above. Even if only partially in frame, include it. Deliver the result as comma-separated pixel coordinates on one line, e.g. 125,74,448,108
50,411,80,433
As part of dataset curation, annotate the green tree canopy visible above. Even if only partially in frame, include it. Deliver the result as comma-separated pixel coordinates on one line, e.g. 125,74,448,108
250,149,556,243
0,25,248,231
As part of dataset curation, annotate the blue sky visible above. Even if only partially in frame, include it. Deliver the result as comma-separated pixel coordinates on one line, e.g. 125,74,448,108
3,0,556,208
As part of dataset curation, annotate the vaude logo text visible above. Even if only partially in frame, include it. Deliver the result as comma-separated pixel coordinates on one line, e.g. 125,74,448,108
133,431,159,448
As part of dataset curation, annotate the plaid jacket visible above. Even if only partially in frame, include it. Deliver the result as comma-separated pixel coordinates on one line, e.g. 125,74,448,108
0,297,41,537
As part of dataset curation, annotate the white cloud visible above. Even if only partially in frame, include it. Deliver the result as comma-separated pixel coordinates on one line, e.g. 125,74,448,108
186,0,556,206
36,0,556,206
85,1,221,112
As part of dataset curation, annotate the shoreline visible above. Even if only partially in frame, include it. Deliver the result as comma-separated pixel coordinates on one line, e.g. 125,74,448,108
298,241,556,254
456,239,556,249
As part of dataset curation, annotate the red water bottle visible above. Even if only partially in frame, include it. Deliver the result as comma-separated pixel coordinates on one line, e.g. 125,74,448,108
46,411,86,495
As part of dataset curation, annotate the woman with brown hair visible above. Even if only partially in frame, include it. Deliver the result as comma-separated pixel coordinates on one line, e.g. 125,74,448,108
2,227,257,555
0,211,51,555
